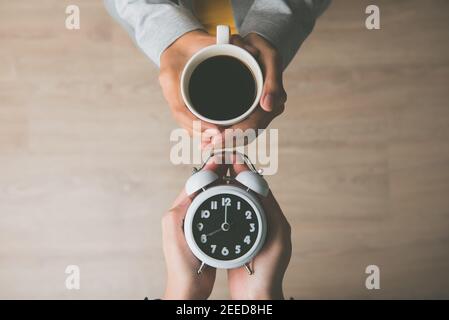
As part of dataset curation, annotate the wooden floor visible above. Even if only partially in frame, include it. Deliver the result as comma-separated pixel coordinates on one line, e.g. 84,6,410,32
0,0,448,299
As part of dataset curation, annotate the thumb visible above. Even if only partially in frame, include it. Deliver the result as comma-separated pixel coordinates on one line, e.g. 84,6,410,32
259,52,287,112
170,189,192,217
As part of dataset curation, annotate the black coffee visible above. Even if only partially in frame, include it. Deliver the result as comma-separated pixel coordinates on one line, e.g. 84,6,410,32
188,55,256,121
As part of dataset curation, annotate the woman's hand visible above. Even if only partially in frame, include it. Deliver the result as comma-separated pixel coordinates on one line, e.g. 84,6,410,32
162,154,291,300
159,31,287,149
162,158,227,300
162,189,216,299
212,33,287,148
159,30,222,145
231,33,287,113
227,160,292,300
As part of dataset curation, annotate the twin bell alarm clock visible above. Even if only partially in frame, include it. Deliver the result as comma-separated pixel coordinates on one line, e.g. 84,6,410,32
183,152,269,275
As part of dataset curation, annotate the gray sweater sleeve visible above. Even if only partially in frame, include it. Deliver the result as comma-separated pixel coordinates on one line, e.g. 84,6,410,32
105,0,205,67
238,0,331,69
104,0,330,69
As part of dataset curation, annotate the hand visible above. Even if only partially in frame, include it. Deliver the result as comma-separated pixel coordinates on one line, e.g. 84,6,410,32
162,158,227,300
227,160,292,300
231,33,287,113
211,34,287,148
160,31,286,149
162,190,215,299
159,30,222,144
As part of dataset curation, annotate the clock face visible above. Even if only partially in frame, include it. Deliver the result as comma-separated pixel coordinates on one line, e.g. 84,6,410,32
191,193,259,261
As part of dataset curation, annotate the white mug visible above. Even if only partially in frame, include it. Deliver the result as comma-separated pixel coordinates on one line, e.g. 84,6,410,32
180,25,264,126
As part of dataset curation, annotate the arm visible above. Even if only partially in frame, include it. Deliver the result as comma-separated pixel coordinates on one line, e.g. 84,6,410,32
239,0,331,69
104,0,205,66
105,0,222,140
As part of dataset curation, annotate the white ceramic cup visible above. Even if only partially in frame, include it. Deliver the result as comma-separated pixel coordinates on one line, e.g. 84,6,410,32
180,25,264,126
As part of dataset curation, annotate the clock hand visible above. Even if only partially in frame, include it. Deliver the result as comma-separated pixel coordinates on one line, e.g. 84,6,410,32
207,223,233,237
224,204,228,225
207,228,223,237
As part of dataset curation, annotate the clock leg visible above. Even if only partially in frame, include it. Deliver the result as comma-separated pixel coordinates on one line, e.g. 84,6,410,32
244,263,253,275
197,262,206,275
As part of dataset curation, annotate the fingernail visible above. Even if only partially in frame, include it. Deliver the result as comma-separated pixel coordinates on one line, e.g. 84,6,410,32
203,128,220,141
200,140,210,151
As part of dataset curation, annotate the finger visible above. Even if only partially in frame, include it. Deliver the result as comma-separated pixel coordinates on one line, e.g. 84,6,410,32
201,132,227,151
230,34,259,58
159,69,183,106
173,104,220,131
170,189,192,211
201,139,212,151
203,152,248,190
199,127,225,152
228,106,278,134
202,128,221,139
175,108,223,139
160,69,195,133
221,109,270,148
258,51,287,112
203,154,230,179
231,161,250,177
202,127,222,143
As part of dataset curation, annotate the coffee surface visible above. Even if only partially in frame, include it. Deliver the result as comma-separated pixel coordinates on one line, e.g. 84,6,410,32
188,55,256,121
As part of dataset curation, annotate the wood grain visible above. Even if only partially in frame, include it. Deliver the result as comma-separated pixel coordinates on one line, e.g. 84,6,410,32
0,0,448,299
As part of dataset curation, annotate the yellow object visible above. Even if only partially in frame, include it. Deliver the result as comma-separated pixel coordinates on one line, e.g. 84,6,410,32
193,0,237,35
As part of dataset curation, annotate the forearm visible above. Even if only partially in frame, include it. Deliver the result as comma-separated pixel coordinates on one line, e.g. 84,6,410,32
239,0,331,69
104,0,205,66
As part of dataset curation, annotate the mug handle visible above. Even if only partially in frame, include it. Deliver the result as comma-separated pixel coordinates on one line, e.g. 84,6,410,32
216,25,230,45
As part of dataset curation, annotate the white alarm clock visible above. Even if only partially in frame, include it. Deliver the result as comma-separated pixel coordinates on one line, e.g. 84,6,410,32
184,152,269,274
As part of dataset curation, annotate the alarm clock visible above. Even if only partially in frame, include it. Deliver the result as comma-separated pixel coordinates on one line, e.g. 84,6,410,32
183,152,269,274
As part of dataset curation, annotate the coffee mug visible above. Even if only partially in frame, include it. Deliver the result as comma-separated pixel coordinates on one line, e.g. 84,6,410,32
181,25,264,126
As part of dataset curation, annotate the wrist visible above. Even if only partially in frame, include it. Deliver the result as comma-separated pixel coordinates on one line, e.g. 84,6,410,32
244,32,278,54
164,29,211,57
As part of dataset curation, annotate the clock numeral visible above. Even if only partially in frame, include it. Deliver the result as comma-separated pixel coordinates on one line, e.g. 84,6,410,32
222,197,231,207
221,246,229,256
244,235,251,245
249,223,255,232
201,234,207,243
235,245,241,254
210,244,216,253
211,201,218,210
197,223,204,231
201,210,210,219
237,201,241,210
245,211,252,220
